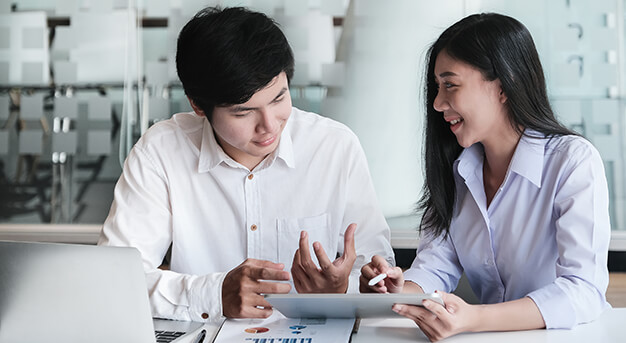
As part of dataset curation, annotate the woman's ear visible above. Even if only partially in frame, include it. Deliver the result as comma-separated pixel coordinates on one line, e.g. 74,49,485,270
497,83,508,104
187,97,205,117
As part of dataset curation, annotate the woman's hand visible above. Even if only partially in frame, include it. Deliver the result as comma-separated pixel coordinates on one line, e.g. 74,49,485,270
359,255,404,293
392,291,478,342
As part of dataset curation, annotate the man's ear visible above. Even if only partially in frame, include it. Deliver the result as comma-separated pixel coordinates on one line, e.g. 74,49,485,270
187,97,205,117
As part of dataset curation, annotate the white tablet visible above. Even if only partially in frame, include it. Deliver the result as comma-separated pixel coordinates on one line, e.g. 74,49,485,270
265,293,444,318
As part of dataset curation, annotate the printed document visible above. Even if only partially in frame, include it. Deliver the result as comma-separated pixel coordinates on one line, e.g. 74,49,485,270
213,311,355,343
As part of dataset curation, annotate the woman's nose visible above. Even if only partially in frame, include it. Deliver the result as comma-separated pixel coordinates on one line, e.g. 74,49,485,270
433,87,449,112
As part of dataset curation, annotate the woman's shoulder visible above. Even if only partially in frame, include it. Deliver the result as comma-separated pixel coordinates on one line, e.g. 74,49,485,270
545,134,597,155
543,134,602,167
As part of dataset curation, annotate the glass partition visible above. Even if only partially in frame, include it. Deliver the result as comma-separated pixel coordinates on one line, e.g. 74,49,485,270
1,0,625,249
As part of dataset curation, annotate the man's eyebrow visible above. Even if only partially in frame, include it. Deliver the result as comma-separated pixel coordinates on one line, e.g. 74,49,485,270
273,87,287,101
228,87,288,113
229,105,255,113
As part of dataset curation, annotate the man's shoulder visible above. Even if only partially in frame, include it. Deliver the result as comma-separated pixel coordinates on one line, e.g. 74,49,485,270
289,107,357,142
136,112,204,149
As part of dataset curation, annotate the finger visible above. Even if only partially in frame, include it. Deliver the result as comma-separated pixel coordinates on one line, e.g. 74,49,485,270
291,249,313,292
385,266,405,289
313,241,334,273
393,304,434,323
385,266,404,280
371,255,392,273
291,249,312,282
255,280,292,295
341,223,357,260
423,298,448,318
248,266,291,281
393,305,441,341
297,231,318,272
360,262,378,279
243,258,286,271
239,306,274,319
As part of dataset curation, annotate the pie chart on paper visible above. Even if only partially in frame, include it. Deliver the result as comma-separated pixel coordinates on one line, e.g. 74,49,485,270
244,327,270,334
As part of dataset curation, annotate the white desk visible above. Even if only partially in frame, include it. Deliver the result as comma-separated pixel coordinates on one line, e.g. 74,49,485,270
192,307,625,343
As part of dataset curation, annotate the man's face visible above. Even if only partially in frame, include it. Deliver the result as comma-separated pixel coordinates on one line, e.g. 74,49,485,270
208,72,292,170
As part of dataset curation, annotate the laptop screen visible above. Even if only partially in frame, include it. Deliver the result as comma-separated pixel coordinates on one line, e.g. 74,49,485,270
0,241,157,343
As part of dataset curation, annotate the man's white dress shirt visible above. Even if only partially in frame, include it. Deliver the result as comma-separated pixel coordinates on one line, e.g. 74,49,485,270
404,131,611,329
99,107,394,321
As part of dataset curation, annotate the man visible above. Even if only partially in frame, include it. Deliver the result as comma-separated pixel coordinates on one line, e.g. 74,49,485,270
99,6,394,322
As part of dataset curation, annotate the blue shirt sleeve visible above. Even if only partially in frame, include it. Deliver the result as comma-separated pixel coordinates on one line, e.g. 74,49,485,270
404,233,463,294
527,140,611,329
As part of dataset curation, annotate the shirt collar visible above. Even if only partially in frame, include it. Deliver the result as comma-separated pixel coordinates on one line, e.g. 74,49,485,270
197,113,296,173
455,143,484,181
509,129,546,188
455,129,545,187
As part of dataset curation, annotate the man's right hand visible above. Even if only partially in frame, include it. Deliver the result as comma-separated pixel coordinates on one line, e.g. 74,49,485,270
222,258,292,318
359,255,404,294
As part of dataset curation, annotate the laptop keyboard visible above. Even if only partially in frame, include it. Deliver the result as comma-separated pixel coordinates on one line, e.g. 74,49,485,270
155,330,186,343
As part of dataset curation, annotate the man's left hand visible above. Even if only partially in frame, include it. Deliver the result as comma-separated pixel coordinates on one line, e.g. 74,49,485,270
291,223,357,293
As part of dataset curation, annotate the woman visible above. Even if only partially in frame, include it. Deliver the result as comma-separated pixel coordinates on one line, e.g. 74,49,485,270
360,13,611,341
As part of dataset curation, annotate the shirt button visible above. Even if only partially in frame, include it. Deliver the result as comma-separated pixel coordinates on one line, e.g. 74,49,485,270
250,224,257,231
201,313,208,319
248,174,254,180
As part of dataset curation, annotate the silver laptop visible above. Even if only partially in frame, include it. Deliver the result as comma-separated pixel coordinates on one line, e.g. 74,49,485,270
0,240,204,343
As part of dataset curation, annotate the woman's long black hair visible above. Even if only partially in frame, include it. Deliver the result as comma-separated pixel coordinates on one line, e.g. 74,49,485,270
418,13,576,238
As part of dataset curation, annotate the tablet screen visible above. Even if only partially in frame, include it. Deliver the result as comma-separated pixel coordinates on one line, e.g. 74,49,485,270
265,293,444,318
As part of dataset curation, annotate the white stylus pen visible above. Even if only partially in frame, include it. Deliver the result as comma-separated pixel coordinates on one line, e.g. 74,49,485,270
368,273,388,286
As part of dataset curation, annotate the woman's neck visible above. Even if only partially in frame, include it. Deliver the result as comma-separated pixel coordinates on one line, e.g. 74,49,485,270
482,127,522,206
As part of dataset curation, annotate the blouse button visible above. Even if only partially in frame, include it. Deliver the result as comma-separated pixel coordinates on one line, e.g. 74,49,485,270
201,313,209,319
251,224,258,231
248,174,254,180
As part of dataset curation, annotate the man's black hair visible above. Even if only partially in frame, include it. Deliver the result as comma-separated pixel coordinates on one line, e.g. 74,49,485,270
176,6,295,120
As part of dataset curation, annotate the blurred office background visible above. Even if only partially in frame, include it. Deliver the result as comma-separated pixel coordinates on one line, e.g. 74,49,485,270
0,0,625,257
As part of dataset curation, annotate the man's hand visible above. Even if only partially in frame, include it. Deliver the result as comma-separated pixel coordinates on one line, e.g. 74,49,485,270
359,254,404,293
291,223,357,293
221,258,291,318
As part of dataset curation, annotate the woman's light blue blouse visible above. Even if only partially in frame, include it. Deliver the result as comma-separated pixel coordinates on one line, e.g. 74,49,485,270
404,132,611,329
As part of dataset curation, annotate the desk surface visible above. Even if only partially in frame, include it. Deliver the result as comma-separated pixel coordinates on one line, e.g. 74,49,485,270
192,307,625,343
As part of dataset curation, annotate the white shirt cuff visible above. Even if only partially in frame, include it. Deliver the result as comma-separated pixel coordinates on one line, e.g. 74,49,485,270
189,271,228,322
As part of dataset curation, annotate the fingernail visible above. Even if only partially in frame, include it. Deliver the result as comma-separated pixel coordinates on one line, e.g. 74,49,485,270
392,304,402,313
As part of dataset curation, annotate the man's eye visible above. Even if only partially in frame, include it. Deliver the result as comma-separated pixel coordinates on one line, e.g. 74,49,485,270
273,96,284,103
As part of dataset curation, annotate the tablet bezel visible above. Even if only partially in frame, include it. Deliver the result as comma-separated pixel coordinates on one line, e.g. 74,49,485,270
265,292,444,318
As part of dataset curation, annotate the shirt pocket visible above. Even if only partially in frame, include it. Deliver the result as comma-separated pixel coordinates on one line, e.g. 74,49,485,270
276,213,333,269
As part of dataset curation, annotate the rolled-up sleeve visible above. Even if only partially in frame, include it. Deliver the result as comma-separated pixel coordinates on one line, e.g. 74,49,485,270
527,142,610,329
